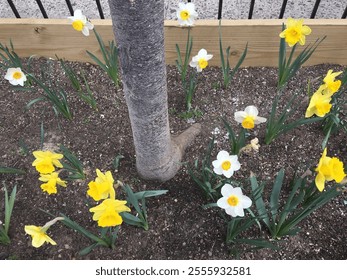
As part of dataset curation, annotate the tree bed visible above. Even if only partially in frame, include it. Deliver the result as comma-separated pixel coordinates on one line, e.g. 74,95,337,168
0,57,346,260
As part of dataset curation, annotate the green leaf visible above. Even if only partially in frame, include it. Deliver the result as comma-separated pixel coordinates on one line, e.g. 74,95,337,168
250,174,270,228
59,213,107,245
4,185,16,234
202,203,218,209
26,97,46,108
59,145,85,179
111,226,120,245
221,117,238,153
0,226,11,245
277,183,339,237
270,169,285,222
86,51,108,72
40,122,45,150
229,43,248,80
122,185,142,215
276,177,303,231
133,190,168,200
227,218,255,242
234,238,279,250
79,243,100,256
0,167,25,175
120,212,144,227
112,154,124,170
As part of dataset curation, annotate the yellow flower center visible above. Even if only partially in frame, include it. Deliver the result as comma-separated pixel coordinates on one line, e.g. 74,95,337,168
12,71,22,80
36,158,55,174
198,58,208,70
227,195,239,207
315,101,332,116
242,116,255,129
221,160,231,171
327,80,341,94
330,157,346,183
180,10,190,20
72,20,84,31
40,181,57,195
288,27,301,39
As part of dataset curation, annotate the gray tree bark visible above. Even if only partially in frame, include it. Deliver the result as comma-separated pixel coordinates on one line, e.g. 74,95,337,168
108,0,201,181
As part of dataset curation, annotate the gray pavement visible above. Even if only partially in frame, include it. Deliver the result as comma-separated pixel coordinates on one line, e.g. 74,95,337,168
0,0,346,19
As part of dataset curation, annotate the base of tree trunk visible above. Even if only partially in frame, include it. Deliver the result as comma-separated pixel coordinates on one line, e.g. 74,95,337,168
136,123,202,181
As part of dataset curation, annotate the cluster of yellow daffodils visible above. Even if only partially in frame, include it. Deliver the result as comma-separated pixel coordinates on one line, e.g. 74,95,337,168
315,148,346,192
234,105,267,129
217,184,252,217
68,9,94,36
24,217,63,248
32,150,66,195
279,18,312,47
4,67,27,86
305,70,342,118
87,169,130,227
176,2,198,26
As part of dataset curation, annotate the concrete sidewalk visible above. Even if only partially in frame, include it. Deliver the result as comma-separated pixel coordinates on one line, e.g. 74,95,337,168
0,0,346,20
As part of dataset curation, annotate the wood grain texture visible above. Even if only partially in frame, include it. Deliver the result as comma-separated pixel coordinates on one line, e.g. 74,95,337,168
0,18,346,66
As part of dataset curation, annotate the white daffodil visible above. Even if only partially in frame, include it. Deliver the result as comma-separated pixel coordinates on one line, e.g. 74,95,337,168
68,9,94,36
212,150,240,178
234,105,267,129
217,184,252,217
176,2,198,26
189,49,213,72
4,67,27,86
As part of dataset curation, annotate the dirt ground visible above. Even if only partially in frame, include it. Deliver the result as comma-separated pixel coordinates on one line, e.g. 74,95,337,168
0,57,346,260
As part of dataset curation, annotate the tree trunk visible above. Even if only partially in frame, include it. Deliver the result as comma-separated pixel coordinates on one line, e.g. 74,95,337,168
108,0,201,181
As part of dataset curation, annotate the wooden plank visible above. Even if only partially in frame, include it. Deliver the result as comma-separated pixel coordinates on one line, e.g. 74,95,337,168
0,18,346,67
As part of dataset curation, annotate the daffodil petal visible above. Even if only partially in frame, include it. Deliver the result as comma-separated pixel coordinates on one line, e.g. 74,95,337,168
315,172,326,192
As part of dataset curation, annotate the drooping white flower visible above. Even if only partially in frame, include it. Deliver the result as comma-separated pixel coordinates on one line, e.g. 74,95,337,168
234,105,267,129
240,138,260,154
176,2,198,26
4,67,27,86
217,184,252,217
189,49,213,72
212,150,240,178
68,9,94,36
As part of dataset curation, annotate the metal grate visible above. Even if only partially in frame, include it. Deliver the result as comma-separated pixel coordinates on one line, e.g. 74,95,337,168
35,0,48,18
4,0,347,20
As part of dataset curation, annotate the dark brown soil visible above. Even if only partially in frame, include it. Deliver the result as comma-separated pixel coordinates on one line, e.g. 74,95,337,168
0,58,346,260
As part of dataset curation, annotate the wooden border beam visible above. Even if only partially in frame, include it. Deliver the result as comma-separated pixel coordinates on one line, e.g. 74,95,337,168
0,19,346,67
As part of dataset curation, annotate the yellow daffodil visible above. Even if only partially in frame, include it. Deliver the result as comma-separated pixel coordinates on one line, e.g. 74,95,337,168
24,225,57,248
279,18,311,47
217,184,252,217
87,169,115,201
315,148,346,192
32,150,63,174
305,85,333,118
322,69,342,95
212,150,241,178
234,105,267,129
68,9,94,36
189,49,213,72
176,2,198,26
89,198,130,227
24,217,63,248
4,67,27,86
39,172,67,195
